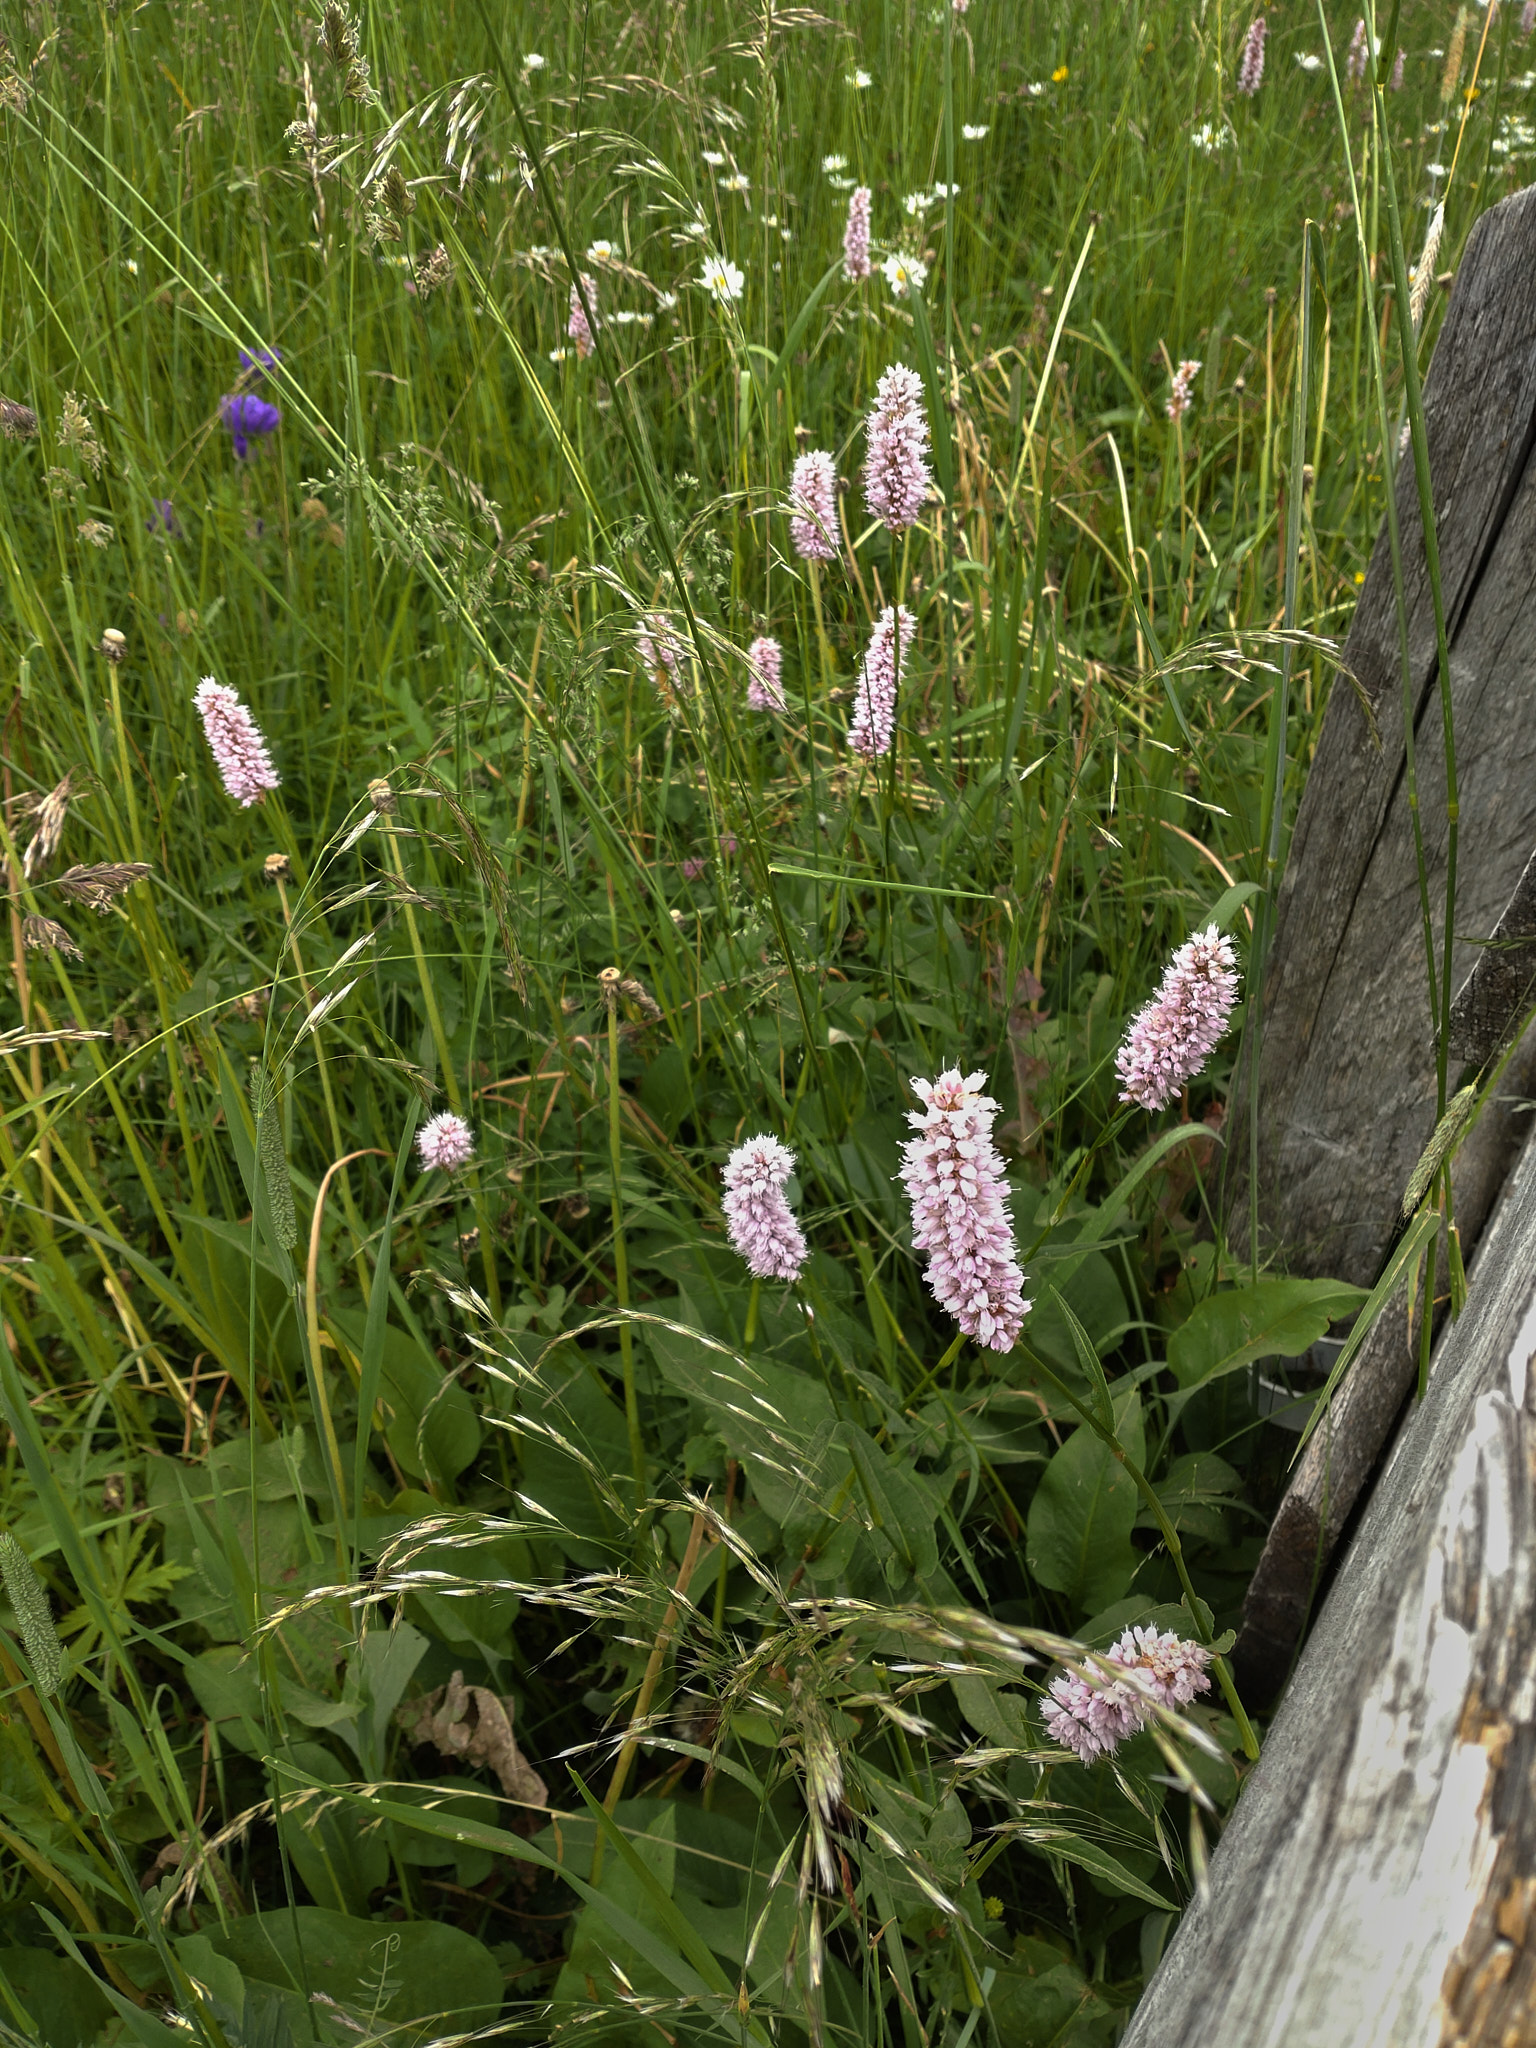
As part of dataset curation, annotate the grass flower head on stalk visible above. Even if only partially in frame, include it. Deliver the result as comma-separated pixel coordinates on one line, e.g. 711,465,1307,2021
722,1134,807,1282
1115,923,1239,1110
192,679,280,807
788,449,839,560
848,603,916,760
898,1067,1030,1351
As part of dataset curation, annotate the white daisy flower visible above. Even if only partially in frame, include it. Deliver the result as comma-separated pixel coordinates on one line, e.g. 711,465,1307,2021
881,251,928,298
700,255,746,301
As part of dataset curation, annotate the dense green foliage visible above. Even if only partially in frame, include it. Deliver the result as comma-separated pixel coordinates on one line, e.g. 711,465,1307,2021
0,0,1513,2039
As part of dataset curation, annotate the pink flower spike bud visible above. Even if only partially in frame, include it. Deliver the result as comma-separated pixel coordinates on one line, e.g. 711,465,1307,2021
193,678,280,807
1391,44,1407,84
1237,15,1266,94
1115,923,1240,1112
568,274,597,358
848,603,916,760
722,1134,807,1282
1346,15,1368,80
746,635,786,712
1165,357,1201,422
1524,0,1535,40
899,1067,1030,1352
1041,1664,1147,1762
789,449,839,561
862,361,933,531
843,184,873,280
638,614,684,677
418,1111,476,1172
1107,1626,1213,1710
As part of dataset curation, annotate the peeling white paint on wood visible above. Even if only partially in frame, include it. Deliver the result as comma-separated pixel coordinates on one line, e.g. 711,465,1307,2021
1124,1130,1536,2047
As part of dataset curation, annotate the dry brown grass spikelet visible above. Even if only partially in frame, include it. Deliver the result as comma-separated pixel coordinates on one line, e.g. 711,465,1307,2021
22,915,80,959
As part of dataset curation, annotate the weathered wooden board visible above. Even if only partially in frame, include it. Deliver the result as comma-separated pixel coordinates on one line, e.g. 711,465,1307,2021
1124,1126,1536,2048
1225,180,1536,1287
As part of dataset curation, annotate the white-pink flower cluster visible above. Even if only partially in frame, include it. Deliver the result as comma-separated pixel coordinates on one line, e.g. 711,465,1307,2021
789,449,839,561
898,1068,1029,1352
848,604,916,760
1346,16,1368,80
1165,358,1201,423
722,1135,807,1282
638,615,685,677
746,635,786,712
418,1111,475,1172
1042,1628,1212,1762
568,275,597,358
1237,16,1266,94
862,362,932,531
193,679,280,807
1115,923,1239,1112
843,185,873,280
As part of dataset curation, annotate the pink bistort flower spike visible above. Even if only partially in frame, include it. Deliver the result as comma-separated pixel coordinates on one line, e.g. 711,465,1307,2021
1524,0,1535,41
1391,44,1407,84
1041,1667,1147,1762
193,679,280,807
568,275,596,358
638,614,684,677
1115,923,1240,1112
1346,16,1368,80
1165,358,1201,423
1108,1626,1213,1710
899,1068,1030,1352
746,635,786,712
843,184,873,281
848,603,916,760
789,449,839,561
862,362,932,531
1237,15,1266,94
418,1111,476,1172
722,1134,807,1282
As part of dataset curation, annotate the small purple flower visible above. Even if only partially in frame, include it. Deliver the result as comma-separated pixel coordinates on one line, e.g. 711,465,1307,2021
238,345,282,378
1237,16,1266,95
1110,1626,1213,1710
1115,923,1240,1111
1391,44,1406,84
720,832,738,857
843,185,873,281
898,1067,1029,1352
418,1111,476,1172
746,635,786,713
638,614,685,677
193,678,280,807
680,856,706,881
848,604,916,760
1523,0,1534,41
146,498,180,537
862,362,932,532
220,392,281,459
788,449,839,562
722,1134,807,1282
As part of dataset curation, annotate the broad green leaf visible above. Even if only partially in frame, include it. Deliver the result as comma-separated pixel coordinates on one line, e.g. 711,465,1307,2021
0,1945,111,2048
1167,1276,1366,1388
1026,1390,1143,1615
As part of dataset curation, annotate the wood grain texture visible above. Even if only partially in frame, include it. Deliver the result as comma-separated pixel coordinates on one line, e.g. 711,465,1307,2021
1124,1129,1536,2048
1449,845,1536,1063
1225,180,1536,1286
